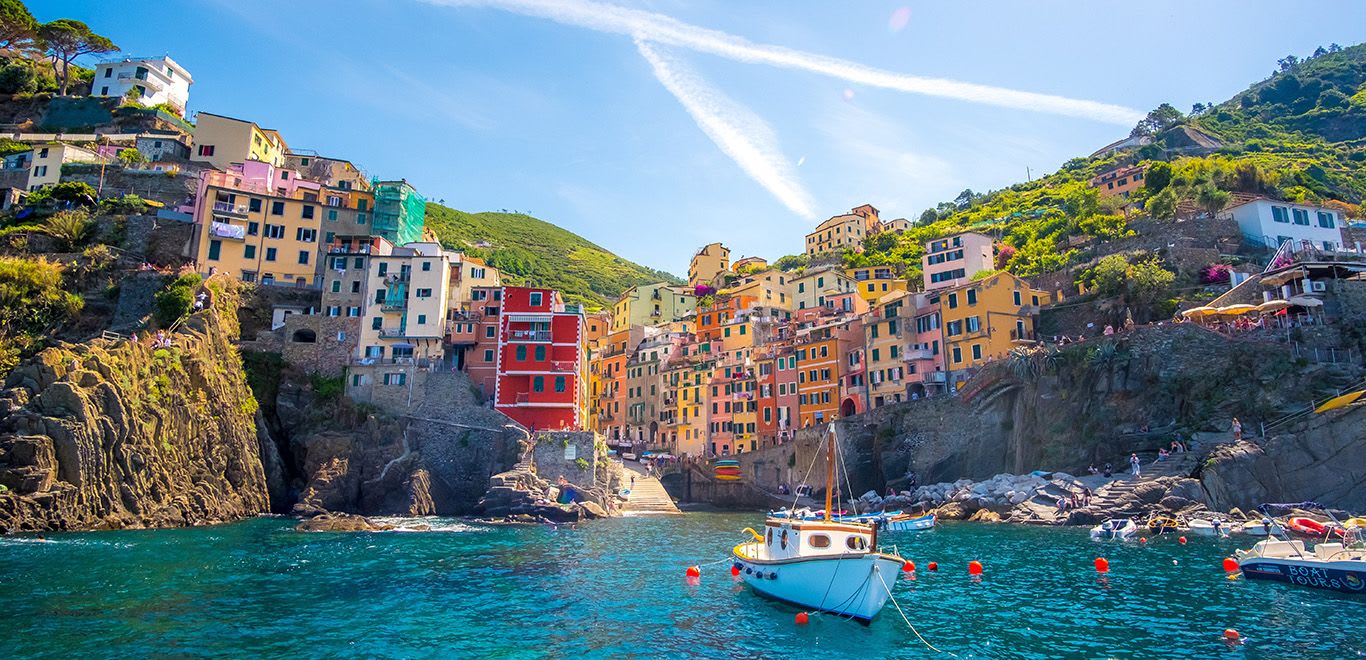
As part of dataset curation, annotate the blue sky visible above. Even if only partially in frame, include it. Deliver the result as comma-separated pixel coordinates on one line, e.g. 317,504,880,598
39,0,1366,276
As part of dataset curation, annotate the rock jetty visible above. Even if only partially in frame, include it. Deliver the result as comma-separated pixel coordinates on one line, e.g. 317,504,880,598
476,465,612,524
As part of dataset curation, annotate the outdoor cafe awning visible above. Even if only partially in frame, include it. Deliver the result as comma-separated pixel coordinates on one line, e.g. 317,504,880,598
1257,300,1291,312
1181,306,1217,318
1287,296,1324,308
1216,304,1259,315
1261,268,1305,288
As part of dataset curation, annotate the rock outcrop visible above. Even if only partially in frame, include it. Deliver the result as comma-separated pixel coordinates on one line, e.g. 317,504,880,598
475,465,607,523
1201,405,1366,512
0,276,272,531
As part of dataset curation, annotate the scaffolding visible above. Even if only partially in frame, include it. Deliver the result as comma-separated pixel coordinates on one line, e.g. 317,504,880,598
371,178,426,246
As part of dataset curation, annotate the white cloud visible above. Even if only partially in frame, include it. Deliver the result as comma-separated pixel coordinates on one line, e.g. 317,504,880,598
635,39,817,219
424,0,1144,125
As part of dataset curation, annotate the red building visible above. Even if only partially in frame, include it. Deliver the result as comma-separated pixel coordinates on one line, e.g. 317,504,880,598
494,286,587,431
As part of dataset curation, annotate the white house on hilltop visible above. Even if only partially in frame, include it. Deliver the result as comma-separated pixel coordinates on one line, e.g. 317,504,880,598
1222,198,1347,252
91,56,193,116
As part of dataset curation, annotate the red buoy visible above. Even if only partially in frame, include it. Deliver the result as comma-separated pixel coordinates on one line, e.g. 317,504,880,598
795,612,809,625
1094,557,1110,573
686,565,701,577
1139,537,1148,545
927,561,938,572
1223,629,1240,641
1179,536,1188,545
968,560,983,576
902,561,915,573
730,565,740,577
1222,558,1239,573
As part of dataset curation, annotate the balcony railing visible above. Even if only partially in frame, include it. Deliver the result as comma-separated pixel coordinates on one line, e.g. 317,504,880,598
212,200,248,216
378,328,410,339
903,347,934,361
921,372,947,384
1010,328,1038,343
208,221,245,241
551,360,576,372
385,273,411,284
509,330,552,342
327,243,372,255
381,299,407,312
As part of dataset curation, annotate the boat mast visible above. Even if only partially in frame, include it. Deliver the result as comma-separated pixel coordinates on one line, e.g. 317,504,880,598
824,427,834,522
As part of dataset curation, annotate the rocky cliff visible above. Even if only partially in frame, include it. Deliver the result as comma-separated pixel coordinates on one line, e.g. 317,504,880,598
1201,405,1366,512
0,276,273,531
258,368,525,517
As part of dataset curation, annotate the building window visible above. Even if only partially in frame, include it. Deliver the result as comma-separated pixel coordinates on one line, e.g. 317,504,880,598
530,291,543,307
207,240,221,260
516,345,527,360
485,326,495,338
372,317,382,330
271,201,285,216
952,346,962,364
302,205,315,219
264,224,285,239
422,262,432,271
972,344,982,360
1292,208,1310,226
533,376,545,392
483,349,494,362
417,314,426,324
966,289,977,305
247,221,259,236
327,209,338,222
535,345,546,360
415,288,432,298
295,228,316,242
198,145,215,157
244,245,256,259
265,247,277,262
1317,211,1336,229
1014,290,1022,306
947,293,958,309
555,376,566,393
298,251,309,265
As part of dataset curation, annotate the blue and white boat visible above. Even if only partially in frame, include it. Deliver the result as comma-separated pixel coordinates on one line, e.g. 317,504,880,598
883,513,936,532
1237,538,1366,594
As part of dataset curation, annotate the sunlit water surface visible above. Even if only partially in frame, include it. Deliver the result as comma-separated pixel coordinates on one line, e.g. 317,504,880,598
1,515,1360,658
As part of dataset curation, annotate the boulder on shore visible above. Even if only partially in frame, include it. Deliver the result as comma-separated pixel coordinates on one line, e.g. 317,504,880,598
295,512,393,532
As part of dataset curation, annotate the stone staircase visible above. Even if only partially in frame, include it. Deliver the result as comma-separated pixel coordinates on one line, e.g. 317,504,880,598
1085,450,1204,517
621,464,682,515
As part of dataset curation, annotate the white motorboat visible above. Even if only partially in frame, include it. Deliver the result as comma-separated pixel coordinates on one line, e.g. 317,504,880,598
1241,518,1288,536
1187,518,1235,537
731,427,907,623
1090,518,1138,540
1236,538,1366,594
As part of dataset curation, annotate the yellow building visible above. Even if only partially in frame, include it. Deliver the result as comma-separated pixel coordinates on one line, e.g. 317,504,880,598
191,112,288,169
720,268,793,310
804,204,880,257
610,283,696,333
358,242,457,364
731,256,768,274
847,266,909,305
194,167,325,287
664,351,711,458
688,242,730,287
936,272,1050,389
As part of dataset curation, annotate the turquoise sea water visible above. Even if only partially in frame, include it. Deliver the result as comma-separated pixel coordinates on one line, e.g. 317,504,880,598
0,514,1360,659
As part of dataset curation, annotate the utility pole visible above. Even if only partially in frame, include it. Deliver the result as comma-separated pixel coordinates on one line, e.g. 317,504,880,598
1026,166,1032,182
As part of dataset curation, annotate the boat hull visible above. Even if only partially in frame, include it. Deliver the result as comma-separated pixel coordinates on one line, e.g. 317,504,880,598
1238,557,1366,594
731,550,903,622
884,514,935,532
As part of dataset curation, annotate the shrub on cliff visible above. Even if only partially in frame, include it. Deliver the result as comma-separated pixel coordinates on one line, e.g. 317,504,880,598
41,209,93,251
0,256,83,375
152,273,201,327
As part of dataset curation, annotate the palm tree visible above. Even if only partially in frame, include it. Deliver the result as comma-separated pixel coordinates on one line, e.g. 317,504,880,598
42,210,93,251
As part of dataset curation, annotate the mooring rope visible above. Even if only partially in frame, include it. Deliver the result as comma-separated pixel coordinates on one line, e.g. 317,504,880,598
875,569,954,656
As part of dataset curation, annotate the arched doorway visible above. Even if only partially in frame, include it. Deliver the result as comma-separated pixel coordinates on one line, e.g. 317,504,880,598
649,421,659,445
291,328,317,343
840,397,858,418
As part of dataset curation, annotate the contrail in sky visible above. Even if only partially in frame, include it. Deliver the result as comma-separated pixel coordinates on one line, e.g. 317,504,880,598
425,0,1144,125
636,39,817,219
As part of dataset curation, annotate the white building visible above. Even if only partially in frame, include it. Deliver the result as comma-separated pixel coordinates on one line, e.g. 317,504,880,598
91,56,193,116
1223,198,1346,252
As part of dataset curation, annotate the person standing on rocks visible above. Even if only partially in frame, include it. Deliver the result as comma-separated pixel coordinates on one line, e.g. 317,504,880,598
1231,417,1242,441
1129,453,1141,477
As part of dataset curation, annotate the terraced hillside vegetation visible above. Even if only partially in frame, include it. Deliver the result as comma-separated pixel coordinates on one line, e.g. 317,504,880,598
424,205,681,309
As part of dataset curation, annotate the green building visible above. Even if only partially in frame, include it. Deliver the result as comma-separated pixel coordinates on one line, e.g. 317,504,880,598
371,179,426,246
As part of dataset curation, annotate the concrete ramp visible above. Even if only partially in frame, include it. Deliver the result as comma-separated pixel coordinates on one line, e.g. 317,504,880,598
621,463,681,515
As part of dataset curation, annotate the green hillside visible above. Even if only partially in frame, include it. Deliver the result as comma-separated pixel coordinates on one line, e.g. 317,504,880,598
424,204,680,309
812,42,1366,284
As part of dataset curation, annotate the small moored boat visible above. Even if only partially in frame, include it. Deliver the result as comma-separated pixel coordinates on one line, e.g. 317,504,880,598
1236,539,1366,595
732,427,907,623
1287,517,1330,538
884,513,936,532
1242,518,1287,536
1187,518,1235,537
1090,518,1138,541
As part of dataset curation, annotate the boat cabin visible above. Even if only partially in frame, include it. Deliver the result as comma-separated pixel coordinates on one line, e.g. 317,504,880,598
758,519,873,561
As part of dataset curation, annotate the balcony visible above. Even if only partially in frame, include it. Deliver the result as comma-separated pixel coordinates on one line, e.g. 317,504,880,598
551,360,576,372
922,372,947,384
380,298,407,312
118,72,165,90
327,243,372,255
1010,328,1038,343
208,221,245,241
385,272,411,284
212,200,248,216
378,328,408,339
508,329,552,343
903,347,934,361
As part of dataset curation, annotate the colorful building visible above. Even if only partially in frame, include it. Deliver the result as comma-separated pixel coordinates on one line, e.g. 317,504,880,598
610,282,696,332
494,286,588,431
20,142,105,191
847,265,908,306
688,242,730,287
720,268,794,310
938,272,1049,390
804,204,880,257
923,231,995,291
191,112,287,169
193,160,325,287
1090,164,1147,199
92,55,193,115
792,266,857,311
357,242,456,365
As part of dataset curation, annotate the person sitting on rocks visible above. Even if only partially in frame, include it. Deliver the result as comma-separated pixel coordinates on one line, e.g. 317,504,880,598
1088,464,1099,476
